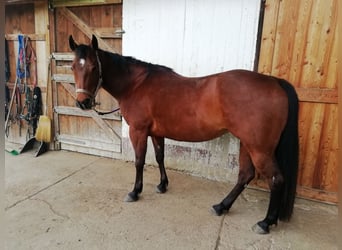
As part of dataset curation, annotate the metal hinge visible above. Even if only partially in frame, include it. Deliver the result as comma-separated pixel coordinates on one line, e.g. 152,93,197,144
114,29,125,35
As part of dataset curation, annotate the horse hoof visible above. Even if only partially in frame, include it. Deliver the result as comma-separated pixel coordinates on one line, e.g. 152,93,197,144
211,204,224,216
124,192,139,202
156,184,167,193
252,222,269,234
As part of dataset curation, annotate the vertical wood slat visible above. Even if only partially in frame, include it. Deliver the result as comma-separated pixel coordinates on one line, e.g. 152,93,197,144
301,0,337,89
55,8,67,52
257,0,281,74
317,104,338,191
288,0,313,87
299,103,324,187
34,1,50,88
271,0,300,80
258,0,338,203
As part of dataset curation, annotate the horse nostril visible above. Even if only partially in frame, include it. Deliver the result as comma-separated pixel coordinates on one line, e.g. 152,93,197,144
76,100,83,109
76,98,92,110
84,98,93,109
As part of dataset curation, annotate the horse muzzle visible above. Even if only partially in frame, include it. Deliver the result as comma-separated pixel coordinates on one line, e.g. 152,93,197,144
76,98,93,110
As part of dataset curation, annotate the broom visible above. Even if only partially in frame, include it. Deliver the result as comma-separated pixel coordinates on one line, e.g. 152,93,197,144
35,59,51,143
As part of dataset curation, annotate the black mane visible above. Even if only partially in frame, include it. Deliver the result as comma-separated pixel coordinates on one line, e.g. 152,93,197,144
106,51,174,73
74,44,174,73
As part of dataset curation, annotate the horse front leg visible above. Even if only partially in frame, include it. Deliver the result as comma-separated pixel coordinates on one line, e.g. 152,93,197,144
151,136,169,193
124,127,148,202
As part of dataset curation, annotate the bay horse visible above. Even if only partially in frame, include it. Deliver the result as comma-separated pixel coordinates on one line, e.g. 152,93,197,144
69,35,299,234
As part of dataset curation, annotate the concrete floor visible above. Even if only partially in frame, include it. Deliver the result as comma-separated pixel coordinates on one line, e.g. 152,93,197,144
5,144,338,250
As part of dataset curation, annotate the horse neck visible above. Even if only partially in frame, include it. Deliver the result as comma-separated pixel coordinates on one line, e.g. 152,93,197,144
100,51,146,100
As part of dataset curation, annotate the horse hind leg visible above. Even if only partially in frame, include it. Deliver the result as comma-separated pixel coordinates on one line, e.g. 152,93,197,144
151,136,169,193
212,143,255,215
250,152,284,234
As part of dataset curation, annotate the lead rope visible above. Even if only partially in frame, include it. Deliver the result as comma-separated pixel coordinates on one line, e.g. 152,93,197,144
94,107,120,115
92,50,120,116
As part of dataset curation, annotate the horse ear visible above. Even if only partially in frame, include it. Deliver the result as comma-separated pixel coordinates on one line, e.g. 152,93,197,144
91,35,99,50
69,35,78,51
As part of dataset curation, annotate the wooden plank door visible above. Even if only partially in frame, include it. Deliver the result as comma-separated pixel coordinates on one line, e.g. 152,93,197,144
257,0,338,203
51,3,123,158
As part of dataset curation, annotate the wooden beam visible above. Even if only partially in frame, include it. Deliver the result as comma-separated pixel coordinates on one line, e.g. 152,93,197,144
54,106,121,121
60,82,76,98
56,134,121,152
58,7,118,53
92,115,121,140
6,82,47,93
53,74,75,84
296,88,338,104
5,0,45,5
5,34,45,41
51,52,74,61
92,27,124,39
51,0,122,8
251,179,338,204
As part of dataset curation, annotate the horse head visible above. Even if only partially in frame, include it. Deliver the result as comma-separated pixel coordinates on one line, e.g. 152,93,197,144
69,35,102,110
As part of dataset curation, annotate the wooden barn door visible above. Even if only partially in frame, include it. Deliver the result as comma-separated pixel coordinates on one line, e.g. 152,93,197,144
50,1,123,158
257,0,338,203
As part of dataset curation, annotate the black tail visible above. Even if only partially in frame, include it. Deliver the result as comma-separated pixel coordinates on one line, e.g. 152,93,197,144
276,79,299,221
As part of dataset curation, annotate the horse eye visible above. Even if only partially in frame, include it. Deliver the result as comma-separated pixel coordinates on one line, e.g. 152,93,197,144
91,65,96,72
70,65,74,71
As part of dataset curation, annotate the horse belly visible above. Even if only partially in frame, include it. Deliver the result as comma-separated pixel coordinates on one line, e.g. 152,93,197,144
151,111,227,142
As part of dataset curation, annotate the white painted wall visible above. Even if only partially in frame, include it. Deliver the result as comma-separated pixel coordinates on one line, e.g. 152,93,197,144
122,0,261,181
123,0,260,75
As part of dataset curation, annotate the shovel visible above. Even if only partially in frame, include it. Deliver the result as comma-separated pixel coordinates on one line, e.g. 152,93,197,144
20,60,52,157
20,108,51,157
